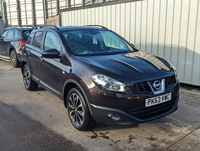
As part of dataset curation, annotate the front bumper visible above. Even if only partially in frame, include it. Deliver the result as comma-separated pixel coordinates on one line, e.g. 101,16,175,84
88,82,179,125
90,95,179,125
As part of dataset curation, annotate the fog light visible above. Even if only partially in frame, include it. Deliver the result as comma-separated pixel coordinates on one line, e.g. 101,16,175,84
107,113,121,121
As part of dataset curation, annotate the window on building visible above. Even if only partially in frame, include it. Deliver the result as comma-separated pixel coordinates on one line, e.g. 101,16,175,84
46,0,57,19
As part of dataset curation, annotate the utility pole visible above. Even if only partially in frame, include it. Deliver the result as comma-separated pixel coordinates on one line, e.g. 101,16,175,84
31,0,36,26
16,0,21,27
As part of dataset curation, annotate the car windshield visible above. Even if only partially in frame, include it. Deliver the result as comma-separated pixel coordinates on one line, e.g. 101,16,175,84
62,30,134,56
22,30,32,40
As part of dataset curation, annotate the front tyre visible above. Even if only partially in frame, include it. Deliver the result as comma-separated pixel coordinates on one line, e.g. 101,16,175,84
67,88,93,131
23,64,38,91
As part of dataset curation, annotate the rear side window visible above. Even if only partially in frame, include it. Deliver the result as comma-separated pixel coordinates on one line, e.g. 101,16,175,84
22,30,31,40
32,31,44,48
26,32,35,44
1,30,8,38
14,30,19,38
7,30,15,39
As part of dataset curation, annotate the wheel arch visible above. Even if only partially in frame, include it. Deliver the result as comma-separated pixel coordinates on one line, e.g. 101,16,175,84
9,46,16,56
21,60,28,74
62,79,93,116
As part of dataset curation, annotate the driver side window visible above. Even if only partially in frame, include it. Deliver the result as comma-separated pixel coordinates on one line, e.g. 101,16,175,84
44,32,61,52
1,30,8,38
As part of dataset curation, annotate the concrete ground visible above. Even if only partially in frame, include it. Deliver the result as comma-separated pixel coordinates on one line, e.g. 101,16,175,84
0,60,200,151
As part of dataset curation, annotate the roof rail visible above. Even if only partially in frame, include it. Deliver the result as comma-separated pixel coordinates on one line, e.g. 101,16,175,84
84,25,108,30
33,25,59,30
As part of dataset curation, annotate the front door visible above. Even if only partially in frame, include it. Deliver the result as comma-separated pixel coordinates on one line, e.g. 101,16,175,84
0,30,8,57
2,30,15,57
39,31,66,96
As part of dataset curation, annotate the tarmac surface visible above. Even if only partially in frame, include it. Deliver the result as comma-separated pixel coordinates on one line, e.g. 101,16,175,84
0,60,200,151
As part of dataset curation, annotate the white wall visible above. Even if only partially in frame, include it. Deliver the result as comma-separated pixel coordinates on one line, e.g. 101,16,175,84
61,0,200,86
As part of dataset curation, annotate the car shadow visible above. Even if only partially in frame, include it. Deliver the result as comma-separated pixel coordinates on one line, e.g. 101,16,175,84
34,86,46,91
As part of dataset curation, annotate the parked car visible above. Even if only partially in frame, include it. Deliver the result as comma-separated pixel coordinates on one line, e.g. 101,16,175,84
0,27,32,67
21,25,179,131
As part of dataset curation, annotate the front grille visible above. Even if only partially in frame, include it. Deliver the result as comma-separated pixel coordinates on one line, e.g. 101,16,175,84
133,82,152,94
128,97,177,120
133,76,176,94
165,76,176,89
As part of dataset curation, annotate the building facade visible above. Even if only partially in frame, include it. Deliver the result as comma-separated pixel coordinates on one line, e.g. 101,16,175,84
1,0,200,86
1,0,115,27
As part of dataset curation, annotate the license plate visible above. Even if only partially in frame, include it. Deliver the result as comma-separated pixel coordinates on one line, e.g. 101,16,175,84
145,93,171,107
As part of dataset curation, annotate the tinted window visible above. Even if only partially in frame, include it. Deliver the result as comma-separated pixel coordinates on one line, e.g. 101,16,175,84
101,32,129,49
44,32,61,52
22,30,31,40
1,30,8,38
26,32,35,44
32,32,44,48
7,30,15,39
62,30,133,56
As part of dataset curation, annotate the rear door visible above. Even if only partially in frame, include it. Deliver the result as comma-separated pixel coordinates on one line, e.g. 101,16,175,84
39,31,65,96
25,31,45,81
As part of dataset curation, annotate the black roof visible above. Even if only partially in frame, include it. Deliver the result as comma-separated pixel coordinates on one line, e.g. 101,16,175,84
32,25,108,32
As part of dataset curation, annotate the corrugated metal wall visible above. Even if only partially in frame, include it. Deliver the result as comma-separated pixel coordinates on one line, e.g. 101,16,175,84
60,0,200,86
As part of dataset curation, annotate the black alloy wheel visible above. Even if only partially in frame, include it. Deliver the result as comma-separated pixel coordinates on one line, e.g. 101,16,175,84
10,50,20,67
67,88,94,131
23,64,38,91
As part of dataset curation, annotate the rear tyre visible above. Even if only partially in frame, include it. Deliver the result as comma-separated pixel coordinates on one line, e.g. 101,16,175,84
10,50,20,68
23,64,38,91
67,87,95,131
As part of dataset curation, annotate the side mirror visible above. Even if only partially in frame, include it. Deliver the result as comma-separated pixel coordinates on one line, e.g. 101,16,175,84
42,49,60,58
0,38,4,42
131,43,136,48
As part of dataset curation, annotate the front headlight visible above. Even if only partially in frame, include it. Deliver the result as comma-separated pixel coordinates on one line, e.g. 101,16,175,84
91,74,126,92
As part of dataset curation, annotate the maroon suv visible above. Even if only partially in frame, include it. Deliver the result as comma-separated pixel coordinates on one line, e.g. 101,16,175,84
21,25,179,131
